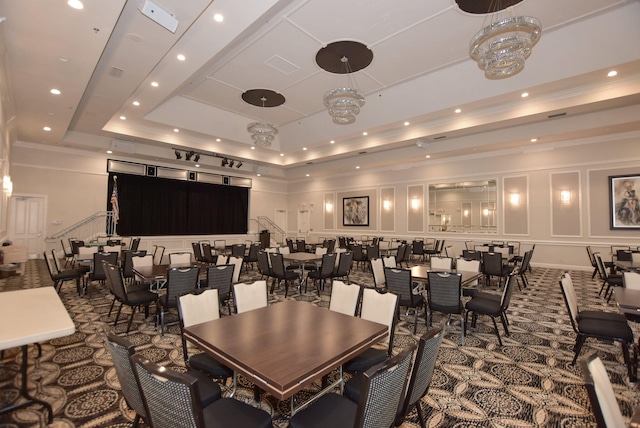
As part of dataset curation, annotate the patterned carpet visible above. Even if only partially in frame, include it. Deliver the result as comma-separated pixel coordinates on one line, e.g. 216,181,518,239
1,257,640,427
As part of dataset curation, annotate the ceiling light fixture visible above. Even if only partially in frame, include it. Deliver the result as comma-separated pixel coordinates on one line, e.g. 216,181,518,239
236,161,243,168
243,90,283,147
228,160,235,168
175,150,182,160
221,158,228,167
172,148,243,169
469,2,541,79
317,41,372,125
193,153,200,163
185,151,194,161
67,0,83,10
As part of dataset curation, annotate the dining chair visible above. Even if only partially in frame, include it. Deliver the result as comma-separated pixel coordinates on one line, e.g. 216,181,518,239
343,327,445,428
289,344,415,428
243,243,260,271
516,249,534,289
152,245,165,265
130,237,141,252
86,251,118,295
580,351,640,428
328,281,361,316
465,272,517,346
269,252,299,297
44,250,83,295
411,240,425,263
121,250,147,285
424,239,445,260
156,266,200,335
296,239,306,253
559,272,635,382
306,252,337,294
201,243,215,263
233,280,268,313
430,256,453,271
103,262,157,333
257,251,274,286
351,244,367,271
370,257,386,289
455,258,481,288
632,252,640,263
191,242,205,263
169,251,192,267
131,254,154,286
385,267,425,333
332,251,353,284
59,239,74,267
231,243,246,258
482,252,512,289
177,289,233,383
131,354,272,428
461,249,481,261
203,264,235,315
623,271,640,290
228,256,243,284
343,288,398,374
382,255,396,268
594,252,623,301
215,254,229,265
394,243,409,268
426,271,465,345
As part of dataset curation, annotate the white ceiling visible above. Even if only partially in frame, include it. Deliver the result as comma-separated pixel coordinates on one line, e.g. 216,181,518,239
1,0,640,178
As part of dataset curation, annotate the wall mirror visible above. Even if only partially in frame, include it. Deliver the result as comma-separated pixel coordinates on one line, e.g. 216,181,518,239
428,179,497,233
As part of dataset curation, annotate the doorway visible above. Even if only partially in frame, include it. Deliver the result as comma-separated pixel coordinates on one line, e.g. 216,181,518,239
8,195,46,258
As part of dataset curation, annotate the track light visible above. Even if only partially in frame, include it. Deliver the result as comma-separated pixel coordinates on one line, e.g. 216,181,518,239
173,148,242,169
236,161,242,168
175,150,182,159
193,153,200,162
221,158,228,167
229,160,235,167
185,151,194,161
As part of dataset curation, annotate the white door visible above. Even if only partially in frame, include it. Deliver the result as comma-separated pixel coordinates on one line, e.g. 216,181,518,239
274,209,287,234
297,209,309,235
9,195,46,258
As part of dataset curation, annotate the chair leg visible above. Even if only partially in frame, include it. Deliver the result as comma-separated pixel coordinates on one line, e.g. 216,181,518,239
415,401,426,428
133,414,141,428
572,335,587,365
460,311,465,346
491,317,503,346
500,313,510,335
114,302,124,326
126,307,137,334
621,342,636,382
108,297,117,317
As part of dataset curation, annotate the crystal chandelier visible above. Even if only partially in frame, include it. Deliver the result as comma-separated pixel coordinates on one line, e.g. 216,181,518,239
323,56,365,125
246,96,278,147
469,6,541,80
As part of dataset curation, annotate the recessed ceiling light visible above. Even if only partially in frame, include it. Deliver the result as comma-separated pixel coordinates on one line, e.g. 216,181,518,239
257,173,261,177
608,70,617,77
67,0,83,10
356,166,360,169
362,132,368,136
173,128,180,133
521,92,529,98
303,147,307,151
58,57,69,62
404,121,410,126
177,54,186,61
50,89,61,95
195,164,200,168
425,155,431,158
132,101,140,106
213,13,224,22
306,174,310,177
530,138,538,142
251,146,255,150
280,153,284,157
119,116,126,120
43,126,51,131
151,81,159,87
106,150,112,154
330,140,335,144
455,108,461,113
216,138,221,142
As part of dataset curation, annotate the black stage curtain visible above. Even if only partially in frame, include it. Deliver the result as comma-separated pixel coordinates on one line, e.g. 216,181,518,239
107,172,249,236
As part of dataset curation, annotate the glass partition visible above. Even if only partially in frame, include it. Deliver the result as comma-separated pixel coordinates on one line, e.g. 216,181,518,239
428,179,497,233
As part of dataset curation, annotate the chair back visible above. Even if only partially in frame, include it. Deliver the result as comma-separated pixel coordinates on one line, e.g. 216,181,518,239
78,245,98,260
315,246,328,256
215,254,229,265
169,252,192,267
507,241,520,257
324,239,336,253
43,251,57,277
593,252,609,280
354,344,415,428
430,256,452,271
178,289,220,328
269,252,287,279
51,249,65,273
482,252,503,276
231,244,246,258
131,355,205,428
465,241,475,250
394,244,406,264
371,258,385,288
559,272,580,333
122,251,147,279
501,273,518,310
228,256,243,283
165,266,200,307
580,352,627,428
234,280,268,313
132,254,153,282
360,288,398,348
384,267,418,305
632,252,640,263
329,281,361,316
205,264,234,301
279,245,290,255
104,245,121,258
245,243,260,262
616,249,633,262
396,327,445,425
461,250,481,261
257,251,271,277
60,239,71,256
586,246,597,268
412,240,424,255
71,240,85,255
286,239,295,253
130,237,141,252
456,258,480,286
201,243,215,263
318,253,336,279
426,272,463,315
104,262,127,302
213,240,226,253
92,252,118,281
191,242,204,262
334,251,353,278
366,245,379,261
152,245,165,265
382,255,396,268
334,247,347,268
104,334,148,423
623,271,640,290
296,239,306,253
519,249,534,272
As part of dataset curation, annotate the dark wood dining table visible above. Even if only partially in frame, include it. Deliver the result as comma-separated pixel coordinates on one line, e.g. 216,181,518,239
615,260,640,272
410,265,482,286
613,288,640,320
183,300,387,413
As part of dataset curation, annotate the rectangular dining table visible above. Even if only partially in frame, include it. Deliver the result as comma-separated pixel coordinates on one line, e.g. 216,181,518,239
410,265,482,286
183,299,387,413
615,260,640,272
0,287,75,423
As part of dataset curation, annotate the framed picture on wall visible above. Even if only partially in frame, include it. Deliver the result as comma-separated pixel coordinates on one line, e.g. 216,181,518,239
610,174,640,229
343,196,369,226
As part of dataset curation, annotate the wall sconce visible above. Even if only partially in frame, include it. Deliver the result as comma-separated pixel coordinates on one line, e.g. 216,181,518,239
411,198,420,210
463,209,469,217
3,176,12,196
325,202,333,212
509,192,520,206
483,208,489,216
383,200,391,211
560,190,572,205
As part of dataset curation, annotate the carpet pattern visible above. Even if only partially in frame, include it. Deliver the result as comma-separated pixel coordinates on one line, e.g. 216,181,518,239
2,257,640,427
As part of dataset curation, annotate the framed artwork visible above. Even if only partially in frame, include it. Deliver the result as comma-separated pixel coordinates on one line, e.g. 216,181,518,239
343,196,369,226
610,174,640,229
